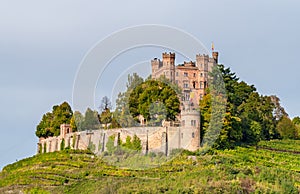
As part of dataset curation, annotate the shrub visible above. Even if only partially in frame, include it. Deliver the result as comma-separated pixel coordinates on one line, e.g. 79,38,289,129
60,139,65,151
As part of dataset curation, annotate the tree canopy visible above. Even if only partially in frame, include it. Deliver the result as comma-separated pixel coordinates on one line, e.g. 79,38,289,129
129,79,180,126
200,65,290,149
36,102,73,138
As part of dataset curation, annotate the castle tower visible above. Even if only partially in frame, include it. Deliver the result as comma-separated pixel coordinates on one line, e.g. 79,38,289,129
151,58,161,79
60,124,72,139
180,102,200,151
212,52,219,64
162,52,176,83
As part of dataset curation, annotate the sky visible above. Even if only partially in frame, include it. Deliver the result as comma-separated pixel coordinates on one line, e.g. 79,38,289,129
0,0,300,169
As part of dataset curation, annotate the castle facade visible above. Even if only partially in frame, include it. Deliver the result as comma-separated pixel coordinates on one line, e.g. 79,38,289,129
38,51,218,155
151,52,219,106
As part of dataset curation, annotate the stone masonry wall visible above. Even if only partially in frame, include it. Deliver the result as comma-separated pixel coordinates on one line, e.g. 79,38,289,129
38,126,200,155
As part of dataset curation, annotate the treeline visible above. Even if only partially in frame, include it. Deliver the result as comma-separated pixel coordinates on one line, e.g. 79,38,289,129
35,98,117,138
200,64,299,149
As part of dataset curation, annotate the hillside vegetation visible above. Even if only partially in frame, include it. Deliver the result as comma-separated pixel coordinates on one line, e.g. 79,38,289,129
1,140,300,193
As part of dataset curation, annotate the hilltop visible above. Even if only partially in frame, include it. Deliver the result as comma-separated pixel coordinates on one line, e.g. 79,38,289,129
1,140,300,193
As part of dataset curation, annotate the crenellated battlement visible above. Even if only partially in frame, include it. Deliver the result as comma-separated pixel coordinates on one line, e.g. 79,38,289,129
162,52,175,59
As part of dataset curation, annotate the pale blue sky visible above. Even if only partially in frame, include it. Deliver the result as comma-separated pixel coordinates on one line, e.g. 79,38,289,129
0,0,299,169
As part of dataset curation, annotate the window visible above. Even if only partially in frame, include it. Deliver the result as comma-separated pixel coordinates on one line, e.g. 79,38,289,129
184,82,189,88
184,93,189,101
184,72,188,77
175,80,178,84
176,72,178,76
200,94,203,100
192,132,195,138
193,73,196,77
200,73,203,77
200,81,203,89
192,81,196,89
191,120,196,126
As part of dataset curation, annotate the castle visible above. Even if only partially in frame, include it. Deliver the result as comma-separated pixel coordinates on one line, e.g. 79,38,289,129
38,51,218,155
151,51,218,106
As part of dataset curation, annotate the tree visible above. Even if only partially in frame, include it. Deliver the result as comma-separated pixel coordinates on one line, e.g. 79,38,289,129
100,108,112,129
129,79,180,125
99,96,112,112
83,108,100,131
70,111,84,131
293,117,300,139
36,102,73,138
123,136,132,149
131,135,142,151
36,112,54,138
114,73,144,128
270,95,288,121
200,64,279,149
99,96,113,129
293,116,300,125
276,116,298,139
106,135,116,154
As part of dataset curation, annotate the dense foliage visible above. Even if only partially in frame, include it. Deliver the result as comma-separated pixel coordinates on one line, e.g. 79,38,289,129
1,140,300,193
114,73,144,127
105,134,142,156
129,79,180,126
200,65,289,149
36,102,73,138
114,73,180,127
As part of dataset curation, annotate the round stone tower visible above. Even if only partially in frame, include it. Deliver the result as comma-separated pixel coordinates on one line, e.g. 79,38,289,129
180,102,200,151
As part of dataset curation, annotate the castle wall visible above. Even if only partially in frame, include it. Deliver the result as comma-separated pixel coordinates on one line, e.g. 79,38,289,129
38,125,200,155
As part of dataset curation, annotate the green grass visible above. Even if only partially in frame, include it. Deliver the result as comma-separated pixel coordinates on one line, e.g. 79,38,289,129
1,140,300,193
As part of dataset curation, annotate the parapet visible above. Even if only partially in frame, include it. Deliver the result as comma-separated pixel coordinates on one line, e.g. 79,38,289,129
183,61,195,67
162,52,175,59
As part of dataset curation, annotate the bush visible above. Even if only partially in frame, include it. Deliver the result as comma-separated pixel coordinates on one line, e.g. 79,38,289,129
60,139,65,151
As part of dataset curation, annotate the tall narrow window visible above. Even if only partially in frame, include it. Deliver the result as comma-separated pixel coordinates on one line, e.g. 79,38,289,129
184,72,188,77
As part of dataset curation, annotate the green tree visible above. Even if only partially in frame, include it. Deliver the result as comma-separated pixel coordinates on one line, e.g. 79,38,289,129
36,112,54,138
123,136,132,149
70,111,84,131
131,135,142,151
129,79,180,125
276,116,298,139
83,108,100,131
60,139,65,151
106,135,116,154
293,117,300,139
114,73,144,128
99,96,113,129
36,102,73,138
200,65,279,148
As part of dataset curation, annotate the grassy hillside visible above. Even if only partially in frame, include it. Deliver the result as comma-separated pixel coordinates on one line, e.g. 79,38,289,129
1,140,300,193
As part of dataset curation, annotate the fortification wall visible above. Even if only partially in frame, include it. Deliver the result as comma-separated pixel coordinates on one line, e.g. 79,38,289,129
38,126,200,155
